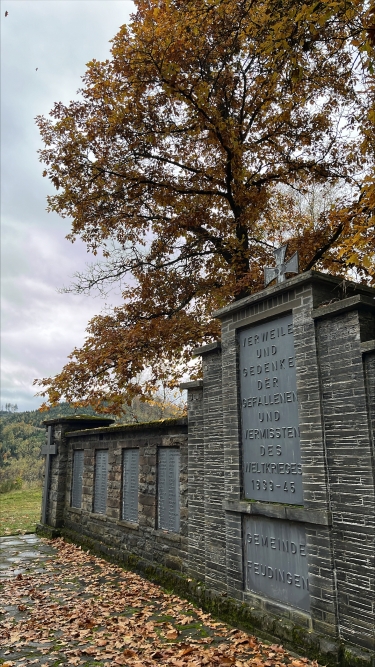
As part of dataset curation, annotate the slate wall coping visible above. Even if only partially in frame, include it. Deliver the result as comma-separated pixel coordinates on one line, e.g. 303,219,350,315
213,270,375,319
223,500,332,525
192,341,222,356
65,417,188,437
311,294,375,320
361,339,375,354
180,380,204,390
43,415,115,427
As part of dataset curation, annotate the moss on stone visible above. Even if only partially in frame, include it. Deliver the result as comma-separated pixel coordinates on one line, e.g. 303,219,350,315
342,646,374,667
35,523,61,540
66,416,188,436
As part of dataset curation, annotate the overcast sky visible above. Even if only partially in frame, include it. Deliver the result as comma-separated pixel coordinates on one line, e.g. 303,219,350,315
1,0,134,411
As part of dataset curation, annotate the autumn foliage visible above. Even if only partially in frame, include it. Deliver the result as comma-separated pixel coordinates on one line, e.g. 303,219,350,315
35,0,375,413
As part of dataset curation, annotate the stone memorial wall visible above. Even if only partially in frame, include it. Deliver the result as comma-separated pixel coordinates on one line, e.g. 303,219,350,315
183,271,375,666
39,271,375,667
39,418,189,573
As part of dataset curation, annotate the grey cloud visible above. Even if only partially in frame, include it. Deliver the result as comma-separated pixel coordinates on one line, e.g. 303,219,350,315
1,0,134,410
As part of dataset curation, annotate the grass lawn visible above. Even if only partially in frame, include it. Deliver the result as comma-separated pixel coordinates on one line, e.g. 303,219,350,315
0,487,42,536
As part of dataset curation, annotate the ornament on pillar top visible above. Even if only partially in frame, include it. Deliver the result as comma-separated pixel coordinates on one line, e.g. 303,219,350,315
264,243,299,287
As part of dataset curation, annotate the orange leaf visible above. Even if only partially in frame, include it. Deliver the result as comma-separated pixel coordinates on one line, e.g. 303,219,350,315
178,646,195,657
165,628,179,639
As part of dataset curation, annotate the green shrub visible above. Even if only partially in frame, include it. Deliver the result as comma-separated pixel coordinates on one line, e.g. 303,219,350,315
0,476,23,494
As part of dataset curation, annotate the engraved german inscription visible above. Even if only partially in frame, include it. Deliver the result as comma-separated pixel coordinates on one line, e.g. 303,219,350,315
244,516,310,612
239,313,303,503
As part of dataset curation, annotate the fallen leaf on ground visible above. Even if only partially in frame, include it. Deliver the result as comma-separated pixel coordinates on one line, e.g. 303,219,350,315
165,628,179,639
0,538,319,667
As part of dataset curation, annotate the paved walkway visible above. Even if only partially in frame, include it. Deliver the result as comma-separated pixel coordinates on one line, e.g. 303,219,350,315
0,534,56,580
0,534,57,666
0,535,314,667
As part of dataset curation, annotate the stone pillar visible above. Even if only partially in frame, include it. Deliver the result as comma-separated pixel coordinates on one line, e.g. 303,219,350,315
211,271,375,660
362,341,375,447
181,381,205,581
40,416,114,530
313,299,375,651
195,343,226,592
220,313,244,600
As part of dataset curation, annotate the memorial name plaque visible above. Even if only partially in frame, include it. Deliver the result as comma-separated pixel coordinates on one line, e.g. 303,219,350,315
122,448,139,524
71,450,84,509
239,313,303,504
244,516,310,612
158,448,180,533
94,450,108,515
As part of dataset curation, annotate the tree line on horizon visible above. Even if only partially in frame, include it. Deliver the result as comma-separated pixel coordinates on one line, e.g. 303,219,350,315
0,396,185,493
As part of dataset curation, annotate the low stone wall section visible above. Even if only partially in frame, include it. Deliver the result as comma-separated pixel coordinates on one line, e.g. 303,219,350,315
41,418,188,573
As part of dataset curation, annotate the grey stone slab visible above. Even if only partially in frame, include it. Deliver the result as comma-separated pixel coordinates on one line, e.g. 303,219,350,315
312,294,375,321
15,550,41,558
238,313,303,504
0,538,25,547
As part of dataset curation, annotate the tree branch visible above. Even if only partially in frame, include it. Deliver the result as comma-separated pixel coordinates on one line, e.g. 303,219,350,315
304,222,344,270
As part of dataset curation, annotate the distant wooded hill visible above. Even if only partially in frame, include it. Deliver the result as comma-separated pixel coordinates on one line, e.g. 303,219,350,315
0,398,185,492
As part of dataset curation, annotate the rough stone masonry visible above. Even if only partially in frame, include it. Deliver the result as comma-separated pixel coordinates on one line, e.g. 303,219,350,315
38,270,375,667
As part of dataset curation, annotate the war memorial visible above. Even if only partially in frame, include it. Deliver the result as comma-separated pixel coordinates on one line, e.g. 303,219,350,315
38,260,375,667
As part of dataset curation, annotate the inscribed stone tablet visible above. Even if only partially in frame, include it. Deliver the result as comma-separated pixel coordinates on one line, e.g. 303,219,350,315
71,450,84,509
244,516,310,612
158,448,180,533
122,448,139,523
94,450,108,515
238,313,303,504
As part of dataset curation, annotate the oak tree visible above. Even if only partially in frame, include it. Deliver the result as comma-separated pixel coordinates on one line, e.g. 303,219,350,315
35,0,375,414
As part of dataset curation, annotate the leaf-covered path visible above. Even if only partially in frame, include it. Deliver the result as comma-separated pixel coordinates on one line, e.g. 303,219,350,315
0,536,317,667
